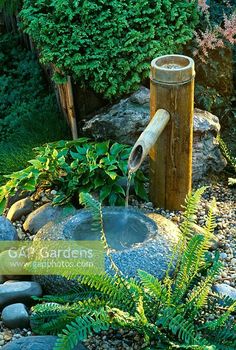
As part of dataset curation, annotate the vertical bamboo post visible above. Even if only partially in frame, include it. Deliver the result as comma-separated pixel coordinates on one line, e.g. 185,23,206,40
149,55,195,210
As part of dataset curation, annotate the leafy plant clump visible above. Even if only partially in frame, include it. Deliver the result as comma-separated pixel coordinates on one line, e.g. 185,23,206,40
0,138,147,212
19,0,199,99
30,189,236,350
0,33,69,175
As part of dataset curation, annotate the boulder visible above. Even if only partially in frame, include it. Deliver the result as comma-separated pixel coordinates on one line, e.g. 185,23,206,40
6,190,32,209
213,283,236,301
192,109,226,181
23,203,76,234
33,208,180,294
7,197,34,222
2,303,29,328
0,281,42,308
83,87,226,181
0,216,18,241
2,336,87,350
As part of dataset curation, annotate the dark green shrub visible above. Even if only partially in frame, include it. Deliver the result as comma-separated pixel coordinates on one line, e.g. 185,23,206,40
20,0,199,99
0,138,147,212
30,189,236,350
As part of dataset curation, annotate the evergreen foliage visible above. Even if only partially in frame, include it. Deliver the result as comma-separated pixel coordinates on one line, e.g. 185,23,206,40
30,189,236,350
19,0,199,99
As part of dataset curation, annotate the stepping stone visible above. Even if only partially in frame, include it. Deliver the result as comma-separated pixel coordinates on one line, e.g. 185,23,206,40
2,336,87,350
0,281,42,308
2,303,29,328
0,216,18,241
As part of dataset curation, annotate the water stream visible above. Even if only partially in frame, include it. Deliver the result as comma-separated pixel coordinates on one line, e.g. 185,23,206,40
125,170,133,208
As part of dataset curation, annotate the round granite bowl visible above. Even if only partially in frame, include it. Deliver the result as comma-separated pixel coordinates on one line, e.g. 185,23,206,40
33,207,179,294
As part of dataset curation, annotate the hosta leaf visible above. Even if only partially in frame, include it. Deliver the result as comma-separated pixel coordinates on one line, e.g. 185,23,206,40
99,185,112,202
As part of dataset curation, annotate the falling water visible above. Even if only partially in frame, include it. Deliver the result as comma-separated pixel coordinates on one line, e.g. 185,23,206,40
125,170,133,208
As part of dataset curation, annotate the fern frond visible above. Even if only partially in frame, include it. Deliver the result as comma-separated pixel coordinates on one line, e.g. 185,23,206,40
32,290,101,304
79,191,101,231
173,235,205,302
158,308,198,345
203,301,236,331
31,303,71,334
166,187,206,278
53,308,110,350
180,187,207,240
186,260,222,310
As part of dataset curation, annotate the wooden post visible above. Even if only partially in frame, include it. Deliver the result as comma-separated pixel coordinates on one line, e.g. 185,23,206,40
66,76,78,140
149,55,195,210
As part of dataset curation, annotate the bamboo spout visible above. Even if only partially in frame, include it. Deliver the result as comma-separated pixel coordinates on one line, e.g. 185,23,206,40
128,109,170,173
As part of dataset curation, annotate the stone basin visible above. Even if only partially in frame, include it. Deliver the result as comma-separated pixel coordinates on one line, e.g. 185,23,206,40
33,207,180,294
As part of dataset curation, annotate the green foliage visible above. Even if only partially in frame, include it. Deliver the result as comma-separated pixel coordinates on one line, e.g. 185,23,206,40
194,47,235,116
217,136,236,173
30,189,236,350
19,0,199,99
0,138,147,212
0,33,69,175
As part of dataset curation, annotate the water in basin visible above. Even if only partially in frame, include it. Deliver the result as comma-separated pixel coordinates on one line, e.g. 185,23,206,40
71,208,156,251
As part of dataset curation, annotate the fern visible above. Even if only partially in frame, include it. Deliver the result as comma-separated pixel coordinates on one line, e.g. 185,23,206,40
165,187,207,277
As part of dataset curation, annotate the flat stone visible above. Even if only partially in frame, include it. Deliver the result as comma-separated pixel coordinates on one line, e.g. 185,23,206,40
33,208,180,294
0,281,42,308
2,303,29,328
23,203,76,234
213,283,236,301
2,336,87,350
0,216,18,241
7,197,34,222
83,87,226,181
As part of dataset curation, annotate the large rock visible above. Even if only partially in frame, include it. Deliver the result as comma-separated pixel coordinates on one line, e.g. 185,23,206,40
0,216,18,241
192,109,226,181
33,208,180,294
2,303,29,328
2,336,87,350
6,190,32,209
23,203,76,234
83,87,226,181
0,281,42,308
7,197,34,222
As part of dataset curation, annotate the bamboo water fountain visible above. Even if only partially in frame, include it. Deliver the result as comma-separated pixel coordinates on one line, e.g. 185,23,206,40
128,54,195,210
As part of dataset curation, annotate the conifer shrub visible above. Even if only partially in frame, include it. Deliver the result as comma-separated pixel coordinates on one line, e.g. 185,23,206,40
20,0,199,99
